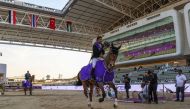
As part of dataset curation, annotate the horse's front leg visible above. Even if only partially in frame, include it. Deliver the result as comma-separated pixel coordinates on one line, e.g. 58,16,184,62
89,80,95,101
82,81,88,98
82,81,91,108
29,87,32,95
97,82,106,102
88,80,95,109
24,88,27,95
108,82,118,108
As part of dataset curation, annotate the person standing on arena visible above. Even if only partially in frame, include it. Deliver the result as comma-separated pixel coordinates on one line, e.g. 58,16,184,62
175,69,187,102
143,72,149,84
147,70,158,104
124,74,131,99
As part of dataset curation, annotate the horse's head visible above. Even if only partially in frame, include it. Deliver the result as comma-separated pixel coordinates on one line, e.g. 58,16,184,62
106,42,121,70
29,75,35,83
110,43,121,56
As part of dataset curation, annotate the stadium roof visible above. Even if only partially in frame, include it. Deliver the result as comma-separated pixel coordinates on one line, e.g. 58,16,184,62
63,0,184,32
0,0,188,52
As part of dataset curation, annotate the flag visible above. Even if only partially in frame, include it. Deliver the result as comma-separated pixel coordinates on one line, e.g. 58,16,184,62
49,18,55,30
30,14,38,27
66,20,72,32
8,10,16,24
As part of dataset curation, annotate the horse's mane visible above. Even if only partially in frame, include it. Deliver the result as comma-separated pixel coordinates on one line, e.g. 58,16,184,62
104,50,111,67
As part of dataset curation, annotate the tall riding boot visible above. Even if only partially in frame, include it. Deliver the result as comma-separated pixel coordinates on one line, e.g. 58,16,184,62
90,68,95,80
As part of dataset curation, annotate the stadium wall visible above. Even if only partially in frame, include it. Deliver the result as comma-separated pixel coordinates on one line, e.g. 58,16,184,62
184,3,190,53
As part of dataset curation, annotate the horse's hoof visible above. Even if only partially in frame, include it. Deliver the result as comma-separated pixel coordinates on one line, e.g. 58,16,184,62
88,104,90,107
113,104,118,108
88,104,93,109
99,98,104,102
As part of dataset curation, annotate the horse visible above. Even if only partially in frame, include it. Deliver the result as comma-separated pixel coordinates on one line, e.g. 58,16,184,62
77,43,121,108
22,75,34,95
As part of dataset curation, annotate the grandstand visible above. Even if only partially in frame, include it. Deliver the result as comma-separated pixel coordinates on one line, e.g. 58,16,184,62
115,65,190,84
104,9,182,65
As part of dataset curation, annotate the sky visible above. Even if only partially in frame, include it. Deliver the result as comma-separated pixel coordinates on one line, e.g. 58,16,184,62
18,0,69,10
0,44,91,79
0,0,92,79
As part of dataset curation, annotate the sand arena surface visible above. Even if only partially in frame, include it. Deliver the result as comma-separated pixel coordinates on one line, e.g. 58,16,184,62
0,90,190,109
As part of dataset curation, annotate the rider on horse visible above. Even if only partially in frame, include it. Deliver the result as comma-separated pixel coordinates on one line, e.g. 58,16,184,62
25,71,31,81
23,71,33,95
90,36,105,80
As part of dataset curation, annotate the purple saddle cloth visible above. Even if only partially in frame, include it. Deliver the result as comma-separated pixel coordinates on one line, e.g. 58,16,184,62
22,80,32,88
80,59,114,83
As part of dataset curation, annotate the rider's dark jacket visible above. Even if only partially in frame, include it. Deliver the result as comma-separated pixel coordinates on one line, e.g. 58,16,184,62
91,42,105,58
25,73,31,80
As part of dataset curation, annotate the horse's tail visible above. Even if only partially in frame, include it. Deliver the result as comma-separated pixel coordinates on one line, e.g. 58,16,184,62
76,72,82,86
22,80,25,87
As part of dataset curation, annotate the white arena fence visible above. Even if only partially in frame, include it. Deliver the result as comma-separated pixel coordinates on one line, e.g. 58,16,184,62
42,83,190,92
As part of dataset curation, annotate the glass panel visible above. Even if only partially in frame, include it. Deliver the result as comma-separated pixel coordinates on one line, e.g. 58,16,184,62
18,0,69,10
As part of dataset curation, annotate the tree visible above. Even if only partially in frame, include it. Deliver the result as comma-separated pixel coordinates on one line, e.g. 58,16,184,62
58,74,62,79
46,75,50,80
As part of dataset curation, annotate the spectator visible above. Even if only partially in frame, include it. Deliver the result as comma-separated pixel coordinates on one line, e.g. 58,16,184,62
138,66,143,70
124,74,131,99
175,69,187,102
147,70,158,104
142,72,149,84
134,67,137,71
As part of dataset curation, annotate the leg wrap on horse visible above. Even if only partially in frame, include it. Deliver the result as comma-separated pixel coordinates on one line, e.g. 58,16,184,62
113,98,118,108
114,98,118,105
84,90,88,98
87,98,91,107
89,92,93,101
